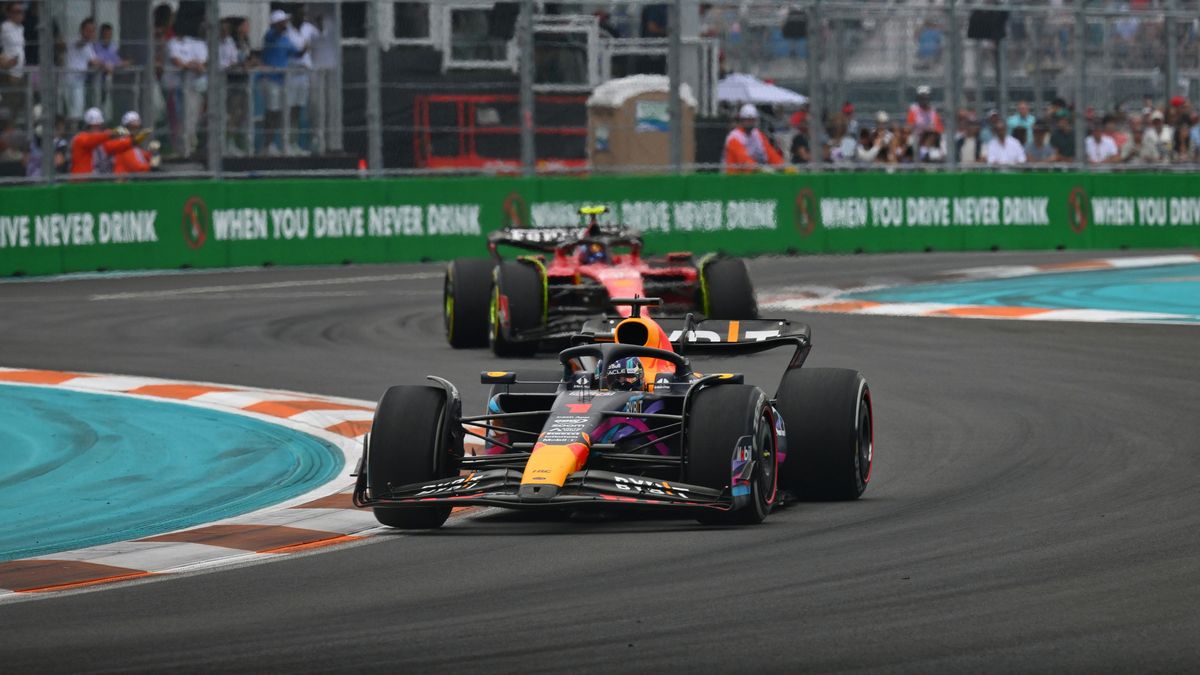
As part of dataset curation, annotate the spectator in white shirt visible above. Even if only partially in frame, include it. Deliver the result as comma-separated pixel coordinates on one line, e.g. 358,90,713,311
284,8,320,155
1121,119,1161,164
1085,125,1120,164
220,18,252,156
1148,110,1173,158
985,120,1027,165
1,2,27,123
0,2,23,72
855,126,885,163
308,9,340,153
165,27,208,159
64,18,102,127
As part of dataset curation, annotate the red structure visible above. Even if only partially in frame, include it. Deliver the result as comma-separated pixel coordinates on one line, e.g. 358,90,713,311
413,93,589,172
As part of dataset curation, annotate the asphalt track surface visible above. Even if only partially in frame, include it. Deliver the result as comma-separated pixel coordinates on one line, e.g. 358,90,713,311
1,250,1198,673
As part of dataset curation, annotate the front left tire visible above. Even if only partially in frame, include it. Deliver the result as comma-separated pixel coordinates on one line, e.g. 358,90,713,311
367,385,458,529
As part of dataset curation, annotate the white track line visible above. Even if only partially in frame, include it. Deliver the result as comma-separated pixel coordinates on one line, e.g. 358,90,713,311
90,272,441,300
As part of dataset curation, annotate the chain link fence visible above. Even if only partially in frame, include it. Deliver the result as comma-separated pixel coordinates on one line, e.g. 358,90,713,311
3,0,1200,183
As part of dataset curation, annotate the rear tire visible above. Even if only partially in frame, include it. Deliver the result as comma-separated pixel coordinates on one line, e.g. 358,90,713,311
684,384,777,525
489,260,544,357
774,368,873,501
444,258,493,348
701,257,759,319
368,385,457,529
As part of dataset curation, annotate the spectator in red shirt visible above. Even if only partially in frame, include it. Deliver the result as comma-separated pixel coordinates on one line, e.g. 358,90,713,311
906,84,944,137
723,104,783,174
111,111,156,175
69,107,113,176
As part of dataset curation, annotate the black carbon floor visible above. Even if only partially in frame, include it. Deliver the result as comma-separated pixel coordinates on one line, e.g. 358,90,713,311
0,250,1197,673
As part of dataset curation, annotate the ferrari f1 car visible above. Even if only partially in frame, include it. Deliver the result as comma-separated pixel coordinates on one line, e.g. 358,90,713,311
354,298,873,528
443,206,758,356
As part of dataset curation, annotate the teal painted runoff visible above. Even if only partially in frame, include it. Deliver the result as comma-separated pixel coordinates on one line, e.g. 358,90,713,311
851,263,1200,323
0,385,344,561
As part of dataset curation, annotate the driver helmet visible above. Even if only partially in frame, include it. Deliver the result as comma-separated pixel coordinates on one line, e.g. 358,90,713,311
580,242,607,264
603,356,644,391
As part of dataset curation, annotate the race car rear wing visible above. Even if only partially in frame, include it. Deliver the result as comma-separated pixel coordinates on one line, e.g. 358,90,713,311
575,313,813,369
487,225,643,257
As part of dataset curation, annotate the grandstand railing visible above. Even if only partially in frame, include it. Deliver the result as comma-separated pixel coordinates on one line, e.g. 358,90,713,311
3,0,1200,184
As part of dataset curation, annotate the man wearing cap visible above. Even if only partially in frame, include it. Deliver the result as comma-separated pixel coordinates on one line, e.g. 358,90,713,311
841,101,859,136
788,101,811,164
906,85,944,138
261,9,307,155
1149,110,1173,158
979,108,1001,146
97,121,146,176
111,111,158,175
723,103,783,174
70,107,115,176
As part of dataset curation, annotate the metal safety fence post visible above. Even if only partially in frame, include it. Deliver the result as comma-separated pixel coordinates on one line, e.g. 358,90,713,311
945,0,959,170
1074,3,1086,170
38,0,56,182
518,0,535,177
206,0,222,176
668,0,682,173
807,0,823,170
366,0,383,176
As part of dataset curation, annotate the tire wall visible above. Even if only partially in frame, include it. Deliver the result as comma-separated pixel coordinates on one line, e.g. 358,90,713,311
2,172,1198,276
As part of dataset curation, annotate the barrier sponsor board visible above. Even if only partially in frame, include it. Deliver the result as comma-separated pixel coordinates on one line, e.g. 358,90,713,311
2,173,1198,276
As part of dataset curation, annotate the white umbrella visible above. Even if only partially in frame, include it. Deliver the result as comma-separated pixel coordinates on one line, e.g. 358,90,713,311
717,73,808,106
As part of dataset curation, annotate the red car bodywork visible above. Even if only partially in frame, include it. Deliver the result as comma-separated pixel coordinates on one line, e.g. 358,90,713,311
542,245,701,319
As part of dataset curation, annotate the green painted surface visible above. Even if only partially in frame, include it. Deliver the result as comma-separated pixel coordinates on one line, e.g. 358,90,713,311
2,173,1198,276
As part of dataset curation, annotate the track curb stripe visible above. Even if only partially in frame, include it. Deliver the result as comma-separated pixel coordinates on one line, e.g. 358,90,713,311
760,253,1200,324
0,367,395,599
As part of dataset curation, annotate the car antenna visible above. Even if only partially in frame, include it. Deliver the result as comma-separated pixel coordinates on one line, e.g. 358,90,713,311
679,311,698,356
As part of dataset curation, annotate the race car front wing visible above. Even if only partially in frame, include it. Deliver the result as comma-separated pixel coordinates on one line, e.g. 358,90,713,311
353,469,731,511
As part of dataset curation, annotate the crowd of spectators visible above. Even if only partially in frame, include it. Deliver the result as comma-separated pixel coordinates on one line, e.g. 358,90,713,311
725,84,1200,173
0,1,340,173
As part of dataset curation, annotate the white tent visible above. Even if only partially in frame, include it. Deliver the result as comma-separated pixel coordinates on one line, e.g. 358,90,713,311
717,74,808,106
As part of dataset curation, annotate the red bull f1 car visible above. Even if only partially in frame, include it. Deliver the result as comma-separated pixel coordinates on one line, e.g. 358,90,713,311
443,206,758,356
354,299,874,528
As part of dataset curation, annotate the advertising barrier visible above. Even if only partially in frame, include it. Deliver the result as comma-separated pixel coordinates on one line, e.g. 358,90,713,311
2,173,1199,277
